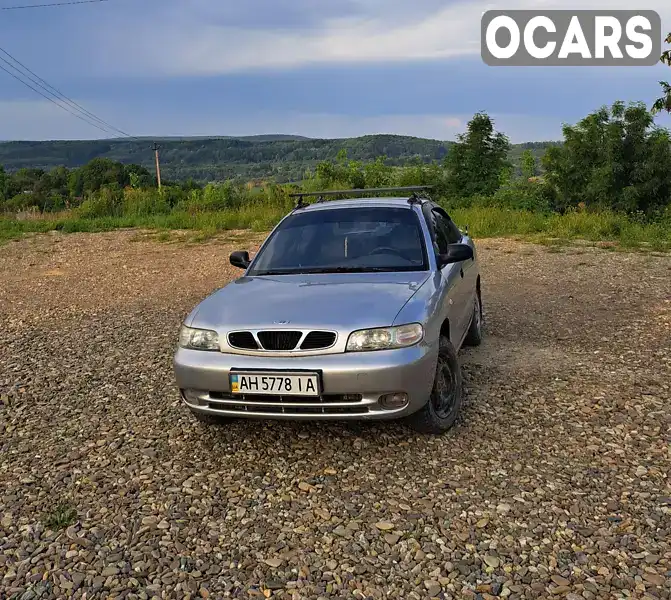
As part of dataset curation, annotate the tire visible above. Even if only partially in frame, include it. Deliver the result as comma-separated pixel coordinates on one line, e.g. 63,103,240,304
189,408,230,426
406,336,463,434
463,290,483,347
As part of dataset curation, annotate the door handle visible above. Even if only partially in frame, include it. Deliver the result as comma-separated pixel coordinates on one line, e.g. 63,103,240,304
460,268,464,278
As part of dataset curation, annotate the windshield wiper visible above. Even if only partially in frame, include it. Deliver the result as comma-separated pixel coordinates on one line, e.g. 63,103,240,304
252,269,302,276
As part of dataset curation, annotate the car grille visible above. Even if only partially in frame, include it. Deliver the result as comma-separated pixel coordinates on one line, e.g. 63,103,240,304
257,331,302,350
228,330,337,351
206,392,367,415
300,331,337,350
228,332,259,350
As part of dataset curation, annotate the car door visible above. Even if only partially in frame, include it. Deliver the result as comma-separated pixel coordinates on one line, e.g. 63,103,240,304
425,205,467,348
451,218,478,316
431,207,472,346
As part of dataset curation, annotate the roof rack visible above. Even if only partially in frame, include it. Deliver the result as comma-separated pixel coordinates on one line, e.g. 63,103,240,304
289,186,433,209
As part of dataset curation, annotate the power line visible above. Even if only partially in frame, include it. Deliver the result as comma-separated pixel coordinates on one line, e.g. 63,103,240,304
0,46,141,141
0,56,131,138
2,0,109,9
0,46,137,139
0,62,125,137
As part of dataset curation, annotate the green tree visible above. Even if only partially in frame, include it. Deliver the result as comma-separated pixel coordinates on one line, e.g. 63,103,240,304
50,166,69,191
651,33,671,115
0,165,7,202
124,164,153,188
315,160,338,184
363,156,393,188
7,168,45,197
31,172,53,211
444,112,511,197
78,158,128,194
68,169,84,199
395,159,444,189
345,160,366,188
543,101,671,215
129,172,141,189
520,149,538,178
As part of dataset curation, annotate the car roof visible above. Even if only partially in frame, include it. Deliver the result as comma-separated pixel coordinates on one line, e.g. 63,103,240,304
297,197,420,212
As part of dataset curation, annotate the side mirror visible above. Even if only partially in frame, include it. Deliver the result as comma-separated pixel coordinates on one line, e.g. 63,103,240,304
437,243,473,268
230,250,250,270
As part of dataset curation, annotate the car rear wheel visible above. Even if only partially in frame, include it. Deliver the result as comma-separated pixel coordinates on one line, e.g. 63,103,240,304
406,336,463,434
463,290,483,347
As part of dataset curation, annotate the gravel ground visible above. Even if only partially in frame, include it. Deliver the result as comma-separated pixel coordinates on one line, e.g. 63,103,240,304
0,230,669,600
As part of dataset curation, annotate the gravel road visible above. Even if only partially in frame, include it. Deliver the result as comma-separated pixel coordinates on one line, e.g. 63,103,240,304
1,231,669,600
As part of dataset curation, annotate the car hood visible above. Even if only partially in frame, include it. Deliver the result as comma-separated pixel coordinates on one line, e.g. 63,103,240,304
187,272,431,331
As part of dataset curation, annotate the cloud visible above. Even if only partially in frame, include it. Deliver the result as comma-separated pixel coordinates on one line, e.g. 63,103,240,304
168,0,363,30
0,0,669,141
91,0,671,76
444,118,463,129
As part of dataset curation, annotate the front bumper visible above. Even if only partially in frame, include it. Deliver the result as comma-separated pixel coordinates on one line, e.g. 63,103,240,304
173,343,437,420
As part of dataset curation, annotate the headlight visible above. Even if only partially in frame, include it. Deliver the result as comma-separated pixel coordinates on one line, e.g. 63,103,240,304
178,325,220,351
346,323,423,352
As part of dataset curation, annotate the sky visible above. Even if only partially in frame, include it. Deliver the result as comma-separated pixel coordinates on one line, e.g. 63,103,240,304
0,0,670,143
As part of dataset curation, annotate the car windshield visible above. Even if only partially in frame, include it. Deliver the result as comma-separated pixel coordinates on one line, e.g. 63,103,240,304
248,206,428,275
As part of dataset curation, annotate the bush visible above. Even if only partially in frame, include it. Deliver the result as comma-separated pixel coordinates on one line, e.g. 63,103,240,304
1,194,34,213
182,181,246,213
78,187,122,218
160,186,190,209
394,162,445,190
43,194,67,213
490,179,554,212
258,183,293,211
122,188,170,217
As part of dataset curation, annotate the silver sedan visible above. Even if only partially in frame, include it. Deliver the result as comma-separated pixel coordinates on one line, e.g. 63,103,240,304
173,187,482,434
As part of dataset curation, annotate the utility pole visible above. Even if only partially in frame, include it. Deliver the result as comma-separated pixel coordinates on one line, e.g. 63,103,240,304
152,142,162,190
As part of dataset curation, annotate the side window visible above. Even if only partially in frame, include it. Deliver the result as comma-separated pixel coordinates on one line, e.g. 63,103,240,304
433,209,462,244
445,218,463,244
430,210,449,254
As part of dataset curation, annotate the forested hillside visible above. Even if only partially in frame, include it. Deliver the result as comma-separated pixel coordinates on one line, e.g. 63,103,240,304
0,134,558,183
3,103,668,228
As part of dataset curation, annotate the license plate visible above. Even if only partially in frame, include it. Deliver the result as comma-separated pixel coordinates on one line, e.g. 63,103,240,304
230,372,320,396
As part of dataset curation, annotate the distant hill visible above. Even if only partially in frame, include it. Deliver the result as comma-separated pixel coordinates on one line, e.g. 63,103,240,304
0,134,560,183
135,134,313,142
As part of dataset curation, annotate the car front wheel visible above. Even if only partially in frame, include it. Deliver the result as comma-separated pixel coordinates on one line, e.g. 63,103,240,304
463,291,483,347
406,336,463,434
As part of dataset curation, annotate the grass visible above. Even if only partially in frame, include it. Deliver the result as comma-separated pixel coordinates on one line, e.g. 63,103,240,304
154,231,174,243
448,207,671,251
43,502,77,530
1,205,670,251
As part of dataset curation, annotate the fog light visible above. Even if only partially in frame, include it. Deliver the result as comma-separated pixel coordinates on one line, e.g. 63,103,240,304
182,389,201,404
379,393,409,410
